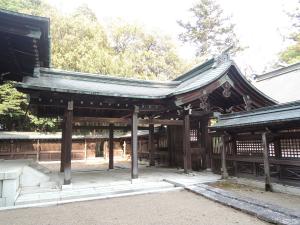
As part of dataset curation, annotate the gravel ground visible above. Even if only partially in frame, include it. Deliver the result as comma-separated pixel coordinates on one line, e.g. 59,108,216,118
210,181,300,211
0,190,268,225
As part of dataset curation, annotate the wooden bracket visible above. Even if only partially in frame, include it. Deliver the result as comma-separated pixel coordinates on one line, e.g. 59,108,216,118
222,81,231,98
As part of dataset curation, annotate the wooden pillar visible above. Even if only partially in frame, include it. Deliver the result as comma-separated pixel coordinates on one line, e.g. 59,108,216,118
131,106,139,179
64,100,73,185
274,135,282,179
109,123,114,169
221,134,229,179
84,138,87,161
167,126,173,167
262,132,272,191
149,121,155,166
60,112,66,172
200,117,209,169
231,136,238,176
36,139,40,162
183,112,191,173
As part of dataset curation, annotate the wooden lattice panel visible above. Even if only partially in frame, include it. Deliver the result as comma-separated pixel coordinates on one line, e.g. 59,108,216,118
268,143,275,157
280,138,300,158
236,139,275,157
236,140,263,156
190,129,197,142
158,136,168,148
212,136,222,154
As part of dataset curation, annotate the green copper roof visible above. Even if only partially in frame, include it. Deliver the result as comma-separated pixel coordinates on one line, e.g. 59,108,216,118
15,53,276,106
211,101,300,130
17,55,235,99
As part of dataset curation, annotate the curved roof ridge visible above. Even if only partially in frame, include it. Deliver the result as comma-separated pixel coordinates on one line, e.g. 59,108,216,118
173,58,215,81
229,61,277,104
40,67,180,88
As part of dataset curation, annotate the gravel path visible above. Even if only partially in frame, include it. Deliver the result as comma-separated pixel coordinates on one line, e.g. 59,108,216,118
0,190,269,225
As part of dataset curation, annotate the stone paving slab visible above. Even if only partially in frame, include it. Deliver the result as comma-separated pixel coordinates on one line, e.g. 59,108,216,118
15,181,175,206
1,186,183,211
185,184,300,225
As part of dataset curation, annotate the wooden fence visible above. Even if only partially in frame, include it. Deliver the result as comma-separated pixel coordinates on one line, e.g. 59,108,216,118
211,131,300,186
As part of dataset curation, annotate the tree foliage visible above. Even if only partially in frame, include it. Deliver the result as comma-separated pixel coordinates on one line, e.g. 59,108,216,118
178,0,241,59
0,0,189,130
108,21,187,80
0,82,57,131
280,1,300,64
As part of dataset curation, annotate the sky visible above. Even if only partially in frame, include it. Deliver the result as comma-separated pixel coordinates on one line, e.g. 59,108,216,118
46,0,298,75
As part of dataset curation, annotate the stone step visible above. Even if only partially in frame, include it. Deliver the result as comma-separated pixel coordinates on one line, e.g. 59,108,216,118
20,166,50,187
15,181,176,206
29,162,51,174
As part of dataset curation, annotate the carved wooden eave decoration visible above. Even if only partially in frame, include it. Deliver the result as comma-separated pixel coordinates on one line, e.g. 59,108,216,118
173,73,235,107
173,62,276,113
222,81,231,98
199,95,210,111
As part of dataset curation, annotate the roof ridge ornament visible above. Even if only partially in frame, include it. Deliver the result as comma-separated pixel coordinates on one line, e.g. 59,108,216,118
212,46,232,68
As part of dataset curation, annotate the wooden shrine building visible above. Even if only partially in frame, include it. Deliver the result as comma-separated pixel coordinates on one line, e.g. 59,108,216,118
211,101,300,190
0,9,284,186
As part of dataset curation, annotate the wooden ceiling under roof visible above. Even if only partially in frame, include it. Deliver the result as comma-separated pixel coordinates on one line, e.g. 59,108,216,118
0,9,50,82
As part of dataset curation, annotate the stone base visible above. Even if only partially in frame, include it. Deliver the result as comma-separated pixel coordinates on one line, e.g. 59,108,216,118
61,183,73,190
130,178,141,184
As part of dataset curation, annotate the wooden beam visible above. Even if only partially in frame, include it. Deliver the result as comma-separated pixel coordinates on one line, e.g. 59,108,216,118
174,76,231,106
146,119,183,126
73,117,183,126
60,112,66,172
221,134,229,179
262,132,272,191
0,24,41,39
73,125,149,131
183,112,191,173
131,106,139,179
149,121,155,167
64,100,73,185
109,123,114,169
74,117,129,124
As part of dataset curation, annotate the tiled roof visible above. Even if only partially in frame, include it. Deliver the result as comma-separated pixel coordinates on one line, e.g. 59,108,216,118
211,101,300,129
16,56,236,99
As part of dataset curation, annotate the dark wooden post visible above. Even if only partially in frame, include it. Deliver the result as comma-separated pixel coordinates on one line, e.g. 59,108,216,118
183,112,191,173
262,132,272,191
109,123,114,169
36,139,40,162
131,106,139,179
231,135,238,176
221,134,229,179
273,135,282,179
149,120,155,166
64,100,73,185
60,111,66,172
167,126,173,167
201,117,210,170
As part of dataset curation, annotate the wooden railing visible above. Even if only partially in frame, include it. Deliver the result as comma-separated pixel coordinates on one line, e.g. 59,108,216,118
211,132,300,185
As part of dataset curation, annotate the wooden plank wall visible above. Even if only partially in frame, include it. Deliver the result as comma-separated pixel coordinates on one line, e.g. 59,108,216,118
0,138,98,161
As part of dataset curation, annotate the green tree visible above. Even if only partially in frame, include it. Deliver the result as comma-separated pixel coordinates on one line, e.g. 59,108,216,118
0,0,189,130
108,21,187,80
0,82,57,131
178,0,241,59
280,1,300,64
